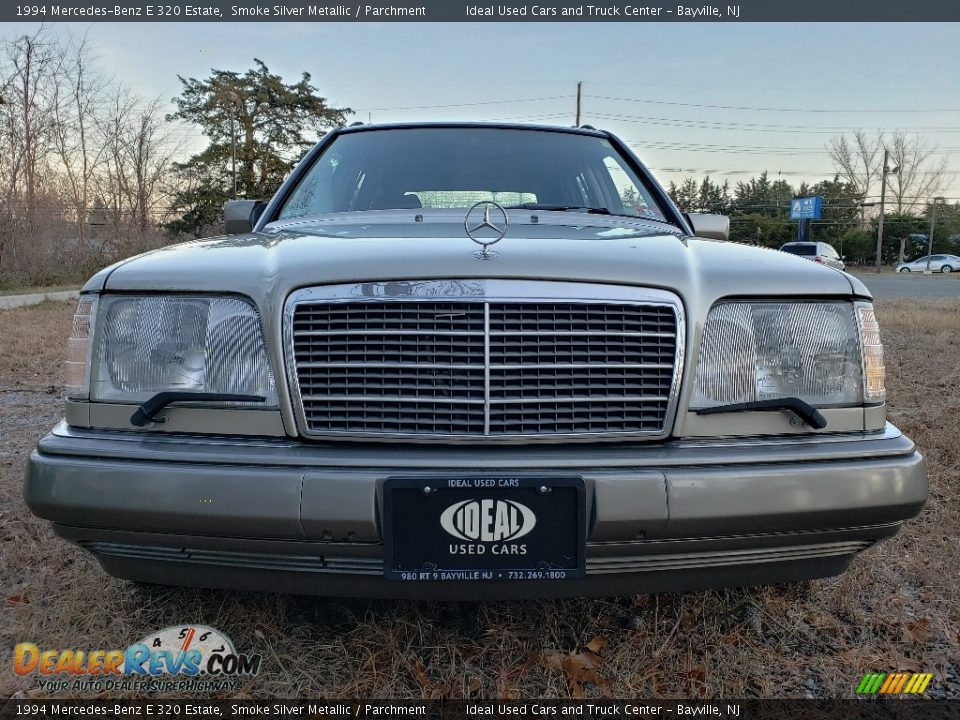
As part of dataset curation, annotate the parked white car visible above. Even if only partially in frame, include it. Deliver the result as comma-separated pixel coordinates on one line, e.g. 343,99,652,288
779,242,845,271
896,254,960,273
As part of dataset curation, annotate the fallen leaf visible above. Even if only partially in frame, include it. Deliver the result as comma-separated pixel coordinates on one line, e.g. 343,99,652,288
585,637,608,656
411,660,433,690
543,640,610,698
6,594,27,606
903,618,932,644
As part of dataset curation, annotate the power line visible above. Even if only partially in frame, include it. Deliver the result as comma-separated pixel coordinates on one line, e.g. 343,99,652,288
584,79,960,94
587,93,960,114
588,111,960,135
654,168,960,176
629,139,960,156
352,95,574,112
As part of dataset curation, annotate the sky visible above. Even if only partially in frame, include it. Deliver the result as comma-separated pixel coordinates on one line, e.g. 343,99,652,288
7,21,960,199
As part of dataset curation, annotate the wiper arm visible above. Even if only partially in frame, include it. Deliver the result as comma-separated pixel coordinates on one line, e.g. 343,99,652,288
693,398,827,430
505,203,613,215
130,392,266,427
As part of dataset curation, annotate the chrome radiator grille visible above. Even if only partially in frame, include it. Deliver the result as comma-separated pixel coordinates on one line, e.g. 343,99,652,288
285,282,683,441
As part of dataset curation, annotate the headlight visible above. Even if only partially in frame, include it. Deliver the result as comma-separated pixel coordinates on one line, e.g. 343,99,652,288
690,301,872,409
90,295,277,406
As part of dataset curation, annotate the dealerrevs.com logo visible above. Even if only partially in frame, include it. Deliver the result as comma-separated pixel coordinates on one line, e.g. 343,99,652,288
13,625,261,692
440,499,537,542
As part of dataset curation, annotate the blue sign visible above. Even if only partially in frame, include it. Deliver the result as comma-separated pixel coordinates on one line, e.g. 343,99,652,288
790,196,822,220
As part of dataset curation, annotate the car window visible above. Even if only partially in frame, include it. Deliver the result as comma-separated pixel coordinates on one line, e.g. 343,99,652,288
601,155,661,220
931,255,945,261
781,244,816,256
278,128,668,222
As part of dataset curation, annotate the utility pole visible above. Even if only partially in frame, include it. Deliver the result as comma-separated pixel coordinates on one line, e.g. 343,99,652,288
230,114,237,200
223,90,240,200
575,81,582,126
875,149,889,273
926,196,945,273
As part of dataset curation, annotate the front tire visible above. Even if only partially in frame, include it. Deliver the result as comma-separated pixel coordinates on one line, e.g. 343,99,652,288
942,265,953,274
899,267,910,273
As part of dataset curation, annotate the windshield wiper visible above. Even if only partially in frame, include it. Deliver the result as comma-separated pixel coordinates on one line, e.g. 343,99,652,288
130,392,266,427
505,203,613,215
693,398,827,430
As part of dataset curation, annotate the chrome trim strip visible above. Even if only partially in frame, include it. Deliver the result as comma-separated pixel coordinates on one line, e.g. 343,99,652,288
291,328,676,338
296,362,674,370
43,421,914,468
282,280,686,443
82,538,873,576
483,302,491,436
301,395,486,404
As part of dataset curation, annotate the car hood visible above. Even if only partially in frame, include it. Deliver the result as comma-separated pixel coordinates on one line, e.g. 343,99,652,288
85,211,867,307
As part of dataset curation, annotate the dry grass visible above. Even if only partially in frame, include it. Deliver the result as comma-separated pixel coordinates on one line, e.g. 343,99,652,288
1,299,957,700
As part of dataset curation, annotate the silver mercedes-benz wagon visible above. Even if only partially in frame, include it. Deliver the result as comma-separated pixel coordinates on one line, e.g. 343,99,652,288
25,123,927,599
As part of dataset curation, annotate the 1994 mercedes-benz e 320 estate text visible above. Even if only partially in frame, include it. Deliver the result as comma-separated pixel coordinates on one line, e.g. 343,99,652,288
25,123,927,599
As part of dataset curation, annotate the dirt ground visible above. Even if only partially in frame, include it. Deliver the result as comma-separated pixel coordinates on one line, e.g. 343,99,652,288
1,299,957,700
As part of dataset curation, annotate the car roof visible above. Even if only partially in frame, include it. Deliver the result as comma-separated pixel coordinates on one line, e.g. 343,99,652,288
335,121,609,139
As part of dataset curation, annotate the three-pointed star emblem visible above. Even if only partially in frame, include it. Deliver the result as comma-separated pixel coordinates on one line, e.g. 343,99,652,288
464,201,509,253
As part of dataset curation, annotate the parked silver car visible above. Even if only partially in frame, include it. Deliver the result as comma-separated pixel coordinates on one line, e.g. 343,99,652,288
896,254,960,273
25,123,926,599
779,241,845,271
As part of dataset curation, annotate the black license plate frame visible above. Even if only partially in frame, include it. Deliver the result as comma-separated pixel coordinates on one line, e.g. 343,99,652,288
382,476,586,582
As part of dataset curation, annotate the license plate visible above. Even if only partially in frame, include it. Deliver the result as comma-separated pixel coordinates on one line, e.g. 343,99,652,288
382,477,586,581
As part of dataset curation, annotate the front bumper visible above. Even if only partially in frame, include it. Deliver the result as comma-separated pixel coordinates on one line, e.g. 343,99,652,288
25,422,927,599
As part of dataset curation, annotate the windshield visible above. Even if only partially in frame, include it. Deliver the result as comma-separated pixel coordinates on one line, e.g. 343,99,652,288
278,128,668,222
781,244,816,256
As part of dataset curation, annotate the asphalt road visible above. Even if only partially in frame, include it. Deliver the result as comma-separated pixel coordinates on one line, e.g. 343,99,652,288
0,289,79,310
850,272,960,299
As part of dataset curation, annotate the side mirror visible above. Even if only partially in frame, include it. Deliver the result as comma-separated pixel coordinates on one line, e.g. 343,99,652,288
686,213,730,242
224,199,268,234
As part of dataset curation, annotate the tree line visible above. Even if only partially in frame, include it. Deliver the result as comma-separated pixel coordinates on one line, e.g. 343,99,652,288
0,29,183,287
1,26,955,289
667,129,958,265
0,27,347,289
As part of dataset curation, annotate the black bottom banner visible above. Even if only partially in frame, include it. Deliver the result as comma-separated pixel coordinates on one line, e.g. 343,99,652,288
2,700,959,720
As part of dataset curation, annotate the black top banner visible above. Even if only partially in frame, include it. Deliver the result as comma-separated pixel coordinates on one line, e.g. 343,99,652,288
5,0,960,22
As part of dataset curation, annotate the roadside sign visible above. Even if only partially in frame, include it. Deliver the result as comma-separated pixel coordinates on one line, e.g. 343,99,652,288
790,196,822,220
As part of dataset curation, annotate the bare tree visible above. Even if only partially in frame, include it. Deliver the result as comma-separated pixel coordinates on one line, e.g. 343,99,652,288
829,130,951,261
884,131,949,215
0,26,61,279
827,130,882,206
49,31,109,257
98,90,184,255
1,26,182,286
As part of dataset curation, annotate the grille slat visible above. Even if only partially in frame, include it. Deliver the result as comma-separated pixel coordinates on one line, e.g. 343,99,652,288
289,292,681,439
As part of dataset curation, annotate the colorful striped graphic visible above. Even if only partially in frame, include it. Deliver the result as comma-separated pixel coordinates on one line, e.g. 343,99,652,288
856,672,933,694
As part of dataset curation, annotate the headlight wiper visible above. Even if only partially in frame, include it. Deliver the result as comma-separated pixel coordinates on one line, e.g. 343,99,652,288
693,398,827,430
130,392,266,427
